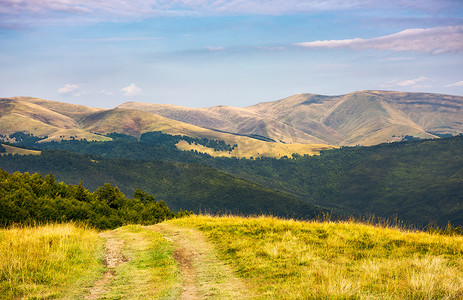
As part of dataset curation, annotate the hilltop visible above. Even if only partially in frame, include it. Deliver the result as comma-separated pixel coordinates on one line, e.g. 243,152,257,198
0,96,333,158
3,216,463,299
119,90,463,146
1,91,462,158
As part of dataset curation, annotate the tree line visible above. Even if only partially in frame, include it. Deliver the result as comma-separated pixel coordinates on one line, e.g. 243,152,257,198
0,168,191,229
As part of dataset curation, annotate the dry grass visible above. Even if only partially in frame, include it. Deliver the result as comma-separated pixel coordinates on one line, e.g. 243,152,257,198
0,223,103,299
169,215,463,299
176,140,334,158
1,144,41,156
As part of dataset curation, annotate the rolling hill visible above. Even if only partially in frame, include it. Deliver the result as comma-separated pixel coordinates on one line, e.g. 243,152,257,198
120,90,463,146
1,90,462,157
248,91,463,145
0,97,333,158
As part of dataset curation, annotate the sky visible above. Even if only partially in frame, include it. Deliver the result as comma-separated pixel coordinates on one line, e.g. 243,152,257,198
1,0,463,108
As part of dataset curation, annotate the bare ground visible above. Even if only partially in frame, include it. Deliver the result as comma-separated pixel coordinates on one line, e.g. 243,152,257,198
85,232,128,300
150,223,250,299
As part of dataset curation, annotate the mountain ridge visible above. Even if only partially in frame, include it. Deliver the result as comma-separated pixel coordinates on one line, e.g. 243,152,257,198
119,90,463,146
1,90,462,157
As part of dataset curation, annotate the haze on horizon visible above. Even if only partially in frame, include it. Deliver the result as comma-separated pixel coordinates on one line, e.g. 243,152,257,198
1,0,463,108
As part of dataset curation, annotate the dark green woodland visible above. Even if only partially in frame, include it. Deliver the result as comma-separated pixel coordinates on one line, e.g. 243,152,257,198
1,132,463,227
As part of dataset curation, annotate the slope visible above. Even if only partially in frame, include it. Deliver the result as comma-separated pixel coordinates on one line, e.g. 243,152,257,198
119,91,463,146
248,90,463,145
0,149,328,219
118,101,327,144
0,97,333,158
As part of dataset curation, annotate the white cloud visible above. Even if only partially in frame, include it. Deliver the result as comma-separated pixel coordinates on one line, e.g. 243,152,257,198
379,76,430,88
100,90,113,96
446,80,463,87
205,46,225,52
2,0,462,27
121,83,142,97
296,26,463,54
58,83,82,96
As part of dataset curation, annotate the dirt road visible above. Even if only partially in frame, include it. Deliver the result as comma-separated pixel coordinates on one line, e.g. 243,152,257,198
151,223,250,299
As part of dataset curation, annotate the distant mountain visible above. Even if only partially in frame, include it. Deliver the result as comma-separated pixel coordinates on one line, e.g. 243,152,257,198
119,90,463,146
0,97,333,158
248,91,463,145
1,91,462,156
117,102,326,144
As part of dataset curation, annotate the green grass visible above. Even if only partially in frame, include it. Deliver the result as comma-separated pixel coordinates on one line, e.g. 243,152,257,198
169,215,463,299
4,217,463,299
104,225,181,299
0,223,104,299
0,224,181,299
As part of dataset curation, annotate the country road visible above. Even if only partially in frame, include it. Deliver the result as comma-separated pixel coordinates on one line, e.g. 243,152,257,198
149,223,250,299
83,223,249,299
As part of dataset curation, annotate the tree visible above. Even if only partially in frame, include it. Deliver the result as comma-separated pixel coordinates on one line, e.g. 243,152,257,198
94,183,125,209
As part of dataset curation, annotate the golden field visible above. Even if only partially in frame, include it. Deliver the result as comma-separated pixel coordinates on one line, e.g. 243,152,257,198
2,216,463,299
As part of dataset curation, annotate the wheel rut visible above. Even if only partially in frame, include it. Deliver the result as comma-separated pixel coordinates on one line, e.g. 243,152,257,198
149,223,250,299
85,232,128,300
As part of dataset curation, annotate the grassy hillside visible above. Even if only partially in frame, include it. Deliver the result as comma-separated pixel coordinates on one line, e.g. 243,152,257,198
3,91,462,156
122,90,463,146
249,90,463,145
0,97,334,158
5,216,463,299
0,223,103,299
118,101,326,144
0,224,181,299
171,215,463,299
0,143,41,155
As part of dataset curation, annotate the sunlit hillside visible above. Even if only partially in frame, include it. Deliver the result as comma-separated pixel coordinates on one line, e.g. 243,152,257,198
3,216,463,299
169,215,463,299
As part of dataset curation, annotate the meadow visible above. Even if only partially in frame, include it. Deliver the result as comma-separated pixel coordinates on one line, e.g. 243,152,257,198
0,223,103,299
2,216,463,299
0,223,181,299
171,215,463,299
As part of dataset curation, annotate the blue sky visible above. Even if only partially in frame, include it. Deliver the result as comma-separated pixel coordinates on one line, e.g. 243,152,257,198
1,1,462,108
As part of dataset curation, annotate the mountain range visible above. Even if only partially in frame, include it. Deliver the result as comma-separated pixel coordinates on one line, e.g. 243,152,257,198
1,90,462,157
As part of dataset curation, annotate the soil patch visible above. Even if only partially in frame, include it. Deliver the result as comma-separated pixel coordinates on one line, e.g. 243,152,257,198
150,223,250,299
85,233,128,299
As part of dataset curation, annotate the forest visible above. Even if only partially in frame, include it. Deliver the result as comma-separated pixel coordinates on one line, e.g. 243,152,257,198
2,132,463,227
0,168,190,229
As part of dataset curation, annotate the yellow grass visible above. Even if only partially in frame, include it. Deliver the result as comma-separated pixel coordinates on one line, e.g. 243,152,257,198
1,144,41,156
169,215,463,299
176,140,335,158
0,223,104,299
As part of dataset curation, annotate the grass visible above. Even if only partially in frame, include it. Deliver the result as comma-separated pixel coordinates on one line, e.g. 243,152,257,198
176,139,334,158
169,215,463,299
4,217,463,299
1,144,41,156
154,223,250,299
0,224,181,299
0,223,104,299
103,225,182,299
